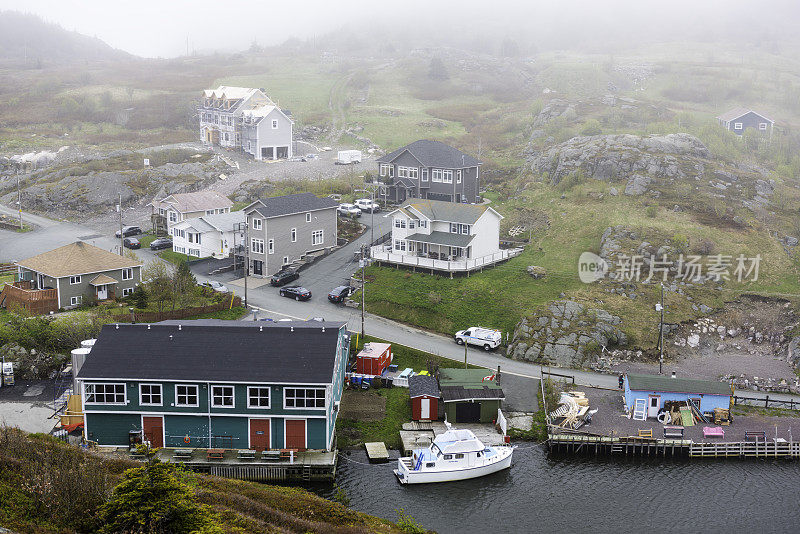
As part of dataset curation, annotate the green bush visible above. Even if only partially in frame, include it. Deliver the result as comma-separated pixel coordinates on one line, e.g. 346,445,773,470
645,206,657,218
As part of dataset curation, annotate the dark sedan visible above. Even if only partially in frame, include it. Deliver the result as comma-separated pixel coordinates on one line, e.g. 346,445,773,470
270,269,299,286
149,237,173,250
115,225,142,238
327,285,355,303
123,237,141,249
279,285,311,301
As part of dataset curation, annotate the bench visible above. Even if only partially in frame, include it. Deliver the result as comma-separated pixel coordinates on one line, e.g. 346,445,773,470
663,426,685,439
637,429,653,438
745,431,766,442
237,449,256,460
280,448,299,461
702,426,725,438
173,449,193,460
206,448,225,460
261,450,282,461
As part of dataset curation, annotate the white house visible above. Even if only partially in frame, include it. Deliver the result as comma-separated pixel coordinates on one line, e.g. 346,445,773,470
149,191,233,233
200,85,293,160
171,211,245,259
371,199,521,273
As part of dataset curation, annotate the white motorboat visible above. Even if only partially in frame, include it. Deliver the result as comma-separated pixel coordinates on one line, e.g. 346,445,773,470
394,426,513,484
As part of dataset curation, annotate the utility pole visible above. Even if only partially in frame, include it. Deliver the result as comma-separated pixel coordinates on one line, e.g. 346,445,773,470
658,282,665,375
118,193,124,256
360,243,366,337
243,222,249,308
16,173,22,230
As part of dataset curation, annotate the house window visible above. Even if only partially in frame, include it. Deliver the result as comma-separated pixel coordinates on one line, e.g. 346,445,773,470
408,167,418,179
268,239,274,254
419,220,428,228
283,256,289,265
379,164,389,177
122,288,133,297
398,166,417,179
455,453,464,459
432,169,442,182
223,133,229,141
759,123,767,131
451,223,458,233
159,208,165,215
394,218,406,229
398,166,407,178
408,220,415,229
84,383,125,404
734,122,743,130
251,238,264,254
70,296,82,306
211,386,234,408
122,268,132,281
394,240,406,252
189,248,200,257
272,119,278,129
312,230,324,246
139,384,162,406
247,386,270,408
175,385,199,407
291,228,297,242
442,170,453,184
70,275,81,285
284,388,325,408
305,213,311,222
169,211,177,223
460,224,470,235
456,170,462,184
206,210,214,215
252,218,262,230
443,454,453,460
421,169,428,182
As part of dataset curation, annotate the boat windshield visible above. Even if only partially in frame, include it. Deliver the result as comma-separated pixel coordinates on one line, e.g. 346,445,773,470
431,444,442,456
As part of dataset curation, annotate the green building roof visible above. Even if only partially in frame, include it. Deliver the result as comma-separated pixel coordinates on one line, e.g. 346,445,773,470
439,368,502,390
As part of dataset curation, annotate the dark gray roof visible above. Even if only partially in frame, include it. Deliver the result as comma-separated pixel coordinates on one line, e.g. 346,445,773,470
77,320,346,384
440,385,505,402
409,374,440,398
405,231,475,248
716,108,774,123
248,193,337,219
377,140,481,168
627,373,731,396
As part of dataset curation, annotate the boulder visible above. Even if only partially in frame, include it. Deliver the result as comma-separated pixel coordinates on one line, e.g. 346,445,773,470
527,265,546,279
625,174,652,196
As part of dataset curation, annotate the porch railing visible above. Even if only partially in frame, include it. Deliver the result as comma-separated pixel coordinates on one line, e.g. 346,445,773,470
369,246,523,272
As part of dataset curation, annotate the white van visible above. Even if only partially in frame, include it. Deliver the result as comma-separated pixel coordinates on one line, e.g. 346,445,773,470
454,327,502,351
355,198,380,213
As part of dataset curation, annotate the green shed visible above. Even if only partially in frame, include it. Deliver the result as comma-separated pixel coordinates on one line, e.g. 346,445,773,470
439,368,504,424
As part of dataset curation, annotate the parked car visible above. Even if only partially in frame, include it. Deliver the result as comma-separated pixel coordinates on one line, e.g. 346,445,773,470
337,203,362,218
270,269,299,286
279,285,311,301
454,327,502,351
355,198,380,213
203,280,229,293
328,285,356,303
115,225,142,238
305,153,319,160
149,237,173,250
123,237,141,249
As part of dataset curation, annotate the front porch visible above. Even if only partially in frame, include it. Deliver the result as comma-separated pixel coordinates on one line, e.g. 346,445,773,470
370,245,523,274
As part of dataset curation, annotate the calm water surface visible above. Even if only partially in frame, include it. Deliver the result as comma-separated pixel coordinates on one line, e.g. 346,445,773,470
322,444,800,534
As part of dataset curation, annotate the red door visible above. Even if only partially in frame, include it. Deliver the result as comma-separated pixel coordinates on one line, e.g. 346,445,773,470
250,419,270,451
285,419,306,451
142,416,163,448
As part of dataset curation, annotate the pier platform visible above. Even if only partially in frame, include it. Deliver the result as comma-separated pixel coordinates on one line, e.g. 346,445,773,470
364,442,389,463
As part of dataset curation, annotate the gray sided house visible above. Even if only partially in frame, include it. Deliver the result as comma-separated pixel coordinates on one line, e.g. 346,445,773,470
77,320,349,452
374,140,481,204
14,241,142,310
243,193,338,277
717,108,774,136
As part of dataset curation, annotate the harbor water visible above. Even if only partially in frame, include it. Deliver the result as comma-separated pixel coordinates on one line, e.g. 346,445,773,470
323,443,800,534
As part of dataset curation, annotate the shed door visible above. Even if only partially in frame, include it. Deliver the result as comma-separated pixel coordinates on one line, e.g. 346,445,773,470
142,416,163,448
420,398,431,420
285,419,306,451
455,402,481,423
647,395,660,419
250,419,270,451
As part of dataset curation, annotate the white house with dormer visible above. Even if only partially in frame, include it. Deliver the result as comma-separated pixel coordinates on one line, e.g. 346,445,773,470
371,199,520,273
170,211,245,259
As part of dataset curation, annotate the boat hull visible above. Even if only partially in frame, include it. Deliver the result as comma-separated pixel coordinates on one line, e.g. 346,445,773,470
394,449,513,484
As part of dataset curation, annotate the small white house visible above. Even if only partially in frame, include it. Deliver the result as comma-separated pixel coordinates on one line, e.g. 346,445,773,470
171,211,246,259
371,199,521,273
150,191,234,233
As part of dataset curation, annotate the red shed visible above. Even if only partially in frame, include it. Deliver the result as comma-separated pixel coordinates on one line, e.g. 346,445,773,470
356,342,392,376
409,374,440,421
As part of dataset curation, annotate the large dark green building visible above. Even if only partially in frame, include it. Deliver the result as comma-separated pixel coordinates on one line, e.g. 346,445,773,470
77,320,348,452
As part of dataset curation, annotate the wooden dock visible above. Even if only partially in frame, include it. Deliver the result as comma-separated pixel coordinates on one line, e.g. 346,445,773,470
548,433,800,460
364,442,390,463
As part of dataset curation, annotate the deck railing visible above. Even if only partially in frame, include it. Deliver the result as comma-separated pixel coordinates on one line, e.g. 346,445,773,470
0,281,58,315
369,246,523,272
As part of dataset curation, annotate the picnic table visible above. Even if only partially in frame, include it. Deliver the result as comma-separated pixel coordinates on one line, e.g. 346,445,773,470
206,449,225,460
262,450,281,461
173,449,193,460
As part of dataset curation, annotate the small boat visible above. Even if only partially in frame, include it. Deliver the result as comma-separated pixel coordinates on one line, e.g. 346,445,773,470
394,425,513,484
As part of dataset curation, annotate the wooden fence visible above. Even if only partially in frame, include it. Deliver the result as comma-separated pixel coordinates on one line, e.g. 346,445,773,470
733,394,800,412
120,295,242,323
0,280,58,315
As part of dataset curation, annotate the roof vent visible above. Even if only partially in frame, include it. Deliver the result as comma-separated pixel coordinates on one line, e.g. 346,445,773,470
178,324,182,331
322,327,325,333
147,324,151,330
115,324,119,329
259,326,263,332
291,326,294,332
671,371,677,379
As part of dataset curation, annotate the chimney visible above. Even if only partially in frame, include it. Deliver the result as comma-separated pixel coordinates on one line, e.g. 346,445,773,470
671,371,677,379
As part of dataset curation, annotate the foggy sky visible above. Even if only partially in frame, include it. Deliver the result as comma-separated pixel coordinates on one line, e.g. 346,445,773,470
0,0,798,58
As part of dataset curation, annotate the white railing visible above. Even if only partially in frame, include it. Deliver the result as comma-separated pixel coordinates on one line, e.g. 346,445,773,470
369,246,523,272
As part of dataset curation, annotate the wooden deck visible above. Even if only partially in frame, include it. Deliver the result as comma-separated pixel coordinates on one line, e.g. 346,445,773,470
0,281,58,315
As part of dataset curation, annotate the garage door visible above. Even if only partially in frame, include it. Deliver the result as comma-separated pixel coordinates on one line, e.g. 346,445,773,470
285,419,306,450
455,402,481,423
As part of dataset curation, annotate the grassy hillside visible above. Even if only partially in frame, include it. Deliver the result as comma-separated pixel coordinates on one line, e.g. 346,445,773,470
0,427,409,533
